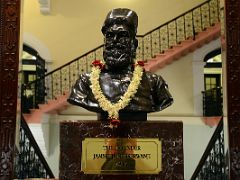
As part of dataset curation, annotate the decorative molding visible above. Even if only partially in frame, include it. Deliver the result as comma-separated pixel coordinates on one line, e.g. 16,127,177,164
23,32,52,62
0,0,21,179
225,0,240,179
231,147,240,176
0,1,239,179
38,0,51,14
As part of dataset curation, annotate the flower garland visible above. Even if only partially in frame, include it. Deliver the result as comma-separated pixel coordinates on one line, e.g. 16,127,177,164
90,60,144,128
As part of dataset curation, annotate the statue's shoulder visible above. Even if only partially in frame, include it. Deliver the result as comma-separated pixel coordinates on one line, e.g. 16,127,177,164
79,72,91,78
77,72,91,83
144,71,164,82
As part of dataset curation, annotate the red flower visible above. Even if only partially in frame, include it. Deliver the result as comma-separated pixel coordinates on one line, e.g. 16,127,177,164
110,119,120,128
137,61,145,67
92,60,105,69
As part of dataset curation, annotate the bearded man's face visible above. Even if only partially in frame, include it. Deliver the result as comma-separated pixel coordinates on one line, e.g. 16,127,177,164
103,24,134,69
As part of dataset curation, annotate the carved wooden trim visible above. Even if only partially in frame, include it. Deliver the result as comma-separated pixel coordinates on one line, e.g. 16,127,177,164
0,0,239,179
0,0,20,179
225,0,240,179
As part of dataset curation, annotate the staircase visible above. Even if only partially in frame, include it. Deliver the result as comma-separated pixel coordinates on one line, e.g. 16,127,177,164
22,93,69,158
191,118,227,179
14,117,55,179
23,93,69,123
145,23,220,72
28,123,48,156
23,23,221,124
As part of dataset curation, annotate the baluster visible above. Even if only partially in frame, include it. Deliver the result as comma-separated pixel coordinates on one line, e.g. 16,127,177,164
166,24,169,50
52,71,61,99
192,10,195,40
160,25,168,53
51,74,53,100
136,36,143,61
143,34,151,60
15,118,55,179
190,119,227,179
69,61,78,88
60,69,62,97
151,30,160,57
87,52,95,72
201,3,210,30
96,46,104,61
69,64,71,92
61,66,70,94
79,57,88,75
175,20,177,45
176,16,185,43
168,21,177,47
184,12,194,39
193,7,202,34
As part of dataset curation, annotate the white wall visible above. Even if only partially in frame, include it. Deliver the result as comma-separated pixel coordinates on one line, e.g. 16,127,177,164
154,54,194,116
22,0,206,69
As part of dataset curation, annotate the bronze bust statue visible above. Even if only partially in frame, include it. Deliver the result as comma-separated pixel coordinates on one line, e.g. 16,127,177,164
68,8,173,123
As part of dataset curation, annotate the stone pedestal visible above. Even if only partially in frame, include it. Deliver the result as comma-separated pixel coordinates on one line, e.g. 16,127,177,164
59,121,183,180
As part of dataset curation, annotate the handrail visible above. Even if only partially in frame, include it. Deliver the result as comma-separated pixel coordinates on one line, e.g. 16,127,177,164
14,115,55,179
191,117,227,179
21,116,54,177
45,44,104,77
142,0,216,36
21,0,221,108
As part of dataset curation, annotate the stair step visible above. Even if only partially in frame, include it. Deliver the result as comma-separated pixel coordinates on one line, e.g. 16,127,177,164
38,104,49,110
47,99,58,104
155,54,167,58
28,123,47,157
23,92,70,124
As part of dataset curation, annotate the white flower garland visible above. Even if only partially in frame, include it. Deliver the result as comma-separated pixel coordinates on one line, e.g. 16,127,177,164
90,63,144,121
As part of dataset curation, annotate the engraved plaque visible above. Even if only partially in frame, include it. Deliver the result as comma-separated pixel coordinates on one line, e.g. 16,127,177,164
60,121,184,180
81,138,162,174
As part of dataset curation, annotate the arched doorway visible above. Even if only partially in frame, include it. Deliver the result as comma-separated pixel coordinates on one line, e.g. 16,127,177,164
21,44,46,113
203,48,223,117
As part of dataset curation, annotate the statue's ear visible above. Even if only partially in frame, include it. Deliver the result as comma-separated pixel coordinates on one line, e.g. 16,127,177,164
131,38,138,59
134,38,138,49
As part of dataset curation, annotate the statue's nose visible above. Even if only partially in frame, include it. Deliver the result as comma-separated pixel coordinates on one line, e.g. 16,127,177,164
113,34,118,42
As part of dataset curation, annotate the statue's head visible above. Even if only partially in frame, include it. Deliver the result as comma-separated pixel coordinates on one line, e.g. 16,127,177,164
102,8,138,70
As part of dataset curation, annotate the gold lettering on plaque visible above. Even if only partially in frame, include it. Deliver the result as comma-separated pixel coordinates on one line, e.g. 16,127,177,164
81,138,162,174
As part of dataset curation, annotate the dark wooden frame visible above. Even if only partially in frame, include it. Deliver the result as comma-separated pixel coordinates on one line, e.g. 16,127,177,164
225,0,240,179
0,0,20,179
0,0,240,179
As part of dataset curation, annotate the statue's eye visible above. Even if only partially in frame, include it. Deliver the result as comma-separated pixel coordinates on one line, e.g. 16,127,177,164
118,31,129,38
106,32,114,38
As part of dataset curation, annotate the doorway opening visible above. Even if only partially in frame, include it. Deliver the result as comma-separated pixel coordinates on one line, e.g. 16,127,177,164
203,48,222,117
21,44,46,113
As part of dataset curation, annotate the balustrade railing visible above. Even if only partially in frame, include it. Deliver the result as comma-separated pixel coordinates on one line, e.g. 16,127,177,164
14,116,55,179
21,0,221,109
191,118,227,180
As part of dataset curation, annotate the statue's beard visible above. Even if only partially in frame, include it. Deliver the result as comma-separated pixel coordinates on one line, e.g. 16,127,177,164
103,43,132,69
